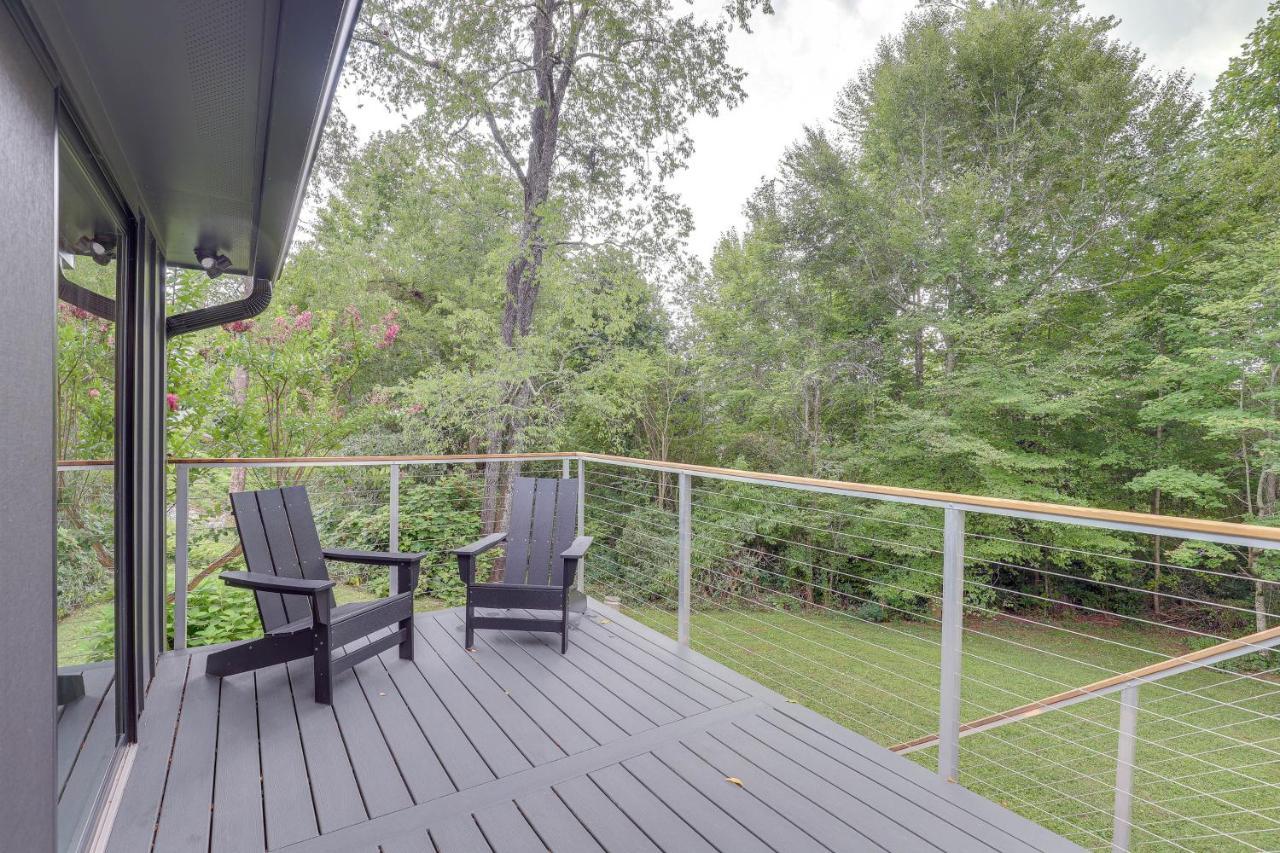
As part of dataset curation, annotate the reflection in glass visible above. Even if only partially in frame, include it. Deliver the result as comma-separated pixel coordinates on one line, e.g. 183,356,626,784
55,135,121,853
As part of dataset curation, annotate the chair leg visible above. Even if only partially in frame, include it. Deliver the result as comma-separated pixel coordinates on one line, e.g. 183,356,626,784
398,615,414,660
561,607,569,654
464,598,475,651
313,625,332,704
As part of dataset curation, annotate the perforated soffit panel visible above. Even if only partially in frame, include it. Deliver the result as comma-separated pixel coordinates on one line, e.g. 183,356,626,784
27,0,356,279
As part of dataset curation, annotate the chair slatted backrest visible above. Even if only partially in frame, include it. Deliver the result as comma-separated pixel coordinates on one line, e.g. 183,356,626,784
503,476,579,586
230,486,335,632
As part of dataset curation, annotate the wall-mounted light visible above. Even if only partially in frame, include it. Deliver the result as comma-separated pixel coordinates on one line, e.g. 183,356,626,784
194,246,233,279
72,234,116,266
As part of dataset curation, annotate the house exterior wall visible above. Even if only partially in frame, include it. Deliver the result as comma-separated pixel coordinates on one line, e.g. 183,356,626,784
0,3,57,850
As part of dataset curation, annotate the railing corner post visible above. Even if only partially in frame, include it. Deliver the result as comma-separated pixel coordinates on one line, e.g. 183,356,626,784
1111,684,1140,852
677,472,692,648
389,463,401,553
938,506,965,782
174,463,189,652
576,459,586,593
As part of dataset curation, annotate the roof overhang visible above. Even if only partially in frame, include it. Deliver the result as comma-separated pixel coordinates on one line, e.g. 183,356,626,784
23,0,360,280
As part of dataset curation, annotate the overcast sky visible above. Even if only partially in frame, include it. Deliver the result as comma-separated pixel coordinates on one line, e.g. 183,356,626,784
340,0,1269,263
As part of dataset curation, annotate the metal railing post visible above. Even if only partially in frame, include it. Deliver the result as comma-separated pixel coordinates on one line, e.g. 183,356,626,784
938,506,965,782
389,463,400,554
576,459,586,593
562,458,571,479
174,463,189,652
1111,684,1140,852
677,472,692,647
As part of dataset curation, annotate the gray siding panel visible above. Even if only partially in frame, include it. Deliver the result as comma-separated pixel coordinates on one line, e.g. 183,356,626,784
0,5,56,851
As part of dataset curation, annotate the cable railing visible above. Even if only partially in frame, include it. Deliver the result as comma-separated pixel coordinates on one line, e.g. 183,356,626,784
56,451,1280,851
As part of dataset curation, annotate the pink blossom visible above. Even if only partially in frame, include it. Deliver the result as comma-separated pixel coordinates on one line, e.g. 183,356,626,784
377,322,400,350
292,310,313,331
345,305,362,326
166,393,180,412
406,403,424,416
88,388,101,400
223,319,255,334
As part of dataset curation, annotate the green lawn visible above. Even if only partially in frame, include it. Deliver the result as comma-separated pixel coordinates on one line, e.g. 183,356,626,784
609,601,1280,852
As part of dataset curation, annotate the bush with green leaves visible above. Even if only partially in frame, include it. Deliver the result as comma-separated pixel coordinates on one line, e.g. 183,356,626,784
316,471,484,606
56,526,112,618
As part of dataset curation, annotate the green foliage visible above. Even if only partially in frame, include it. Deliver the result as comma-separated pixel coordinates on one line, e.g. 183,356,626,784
56,527,111,619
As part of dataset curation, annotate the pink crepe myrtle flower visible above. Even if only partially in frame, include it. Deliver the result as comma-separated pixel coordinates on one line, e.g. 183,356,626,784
292,310,313,331
377,322,400,350
88,388,101,400
223,319,255,334
166,393,180,412
406,403,425,416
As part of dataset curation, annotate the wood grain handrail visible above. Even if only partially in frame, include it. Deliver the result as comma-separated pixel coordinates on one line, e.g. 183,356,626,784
891,623,1280,754
55,450,1280,544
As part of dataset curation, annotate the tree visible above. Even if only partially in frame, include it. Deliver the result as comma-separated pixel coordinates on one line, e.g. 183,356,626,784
351,0,770,526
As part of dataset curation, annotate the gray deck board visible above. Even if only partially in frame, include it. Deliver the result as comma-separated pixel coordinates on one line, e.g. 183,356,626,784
211,672,266,853
472,800,546,853
517,788,605,853
286,658,370,834
106,601,1083,853
152,655,220,852
587,763,718,853
448,610,628,746
258,662,321,849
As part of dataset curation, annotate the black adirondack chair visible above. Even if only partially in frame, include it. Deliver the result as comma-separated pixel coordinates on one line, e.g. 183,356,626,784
452,476,592,653
205,485,426,703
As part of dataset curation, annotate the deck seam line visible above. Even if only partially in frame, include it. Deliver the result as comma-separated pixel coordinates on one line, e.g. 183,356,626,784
373,647,462,793
726,717,994,852
612,760,727,852
516,608,686,725
272,696,771,853
706,722,936,852
578,614,747,706
432,610,595,756
562,617,717,715
467,610,643,740
420,614,562,766
409,616,533,774
442,609,616,748
681,731,851,852
396,625,502,783
496,620,665,730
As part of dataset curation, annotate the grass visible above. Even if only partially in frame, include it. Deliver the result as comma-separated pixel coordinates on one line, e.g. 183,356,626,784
605,598,1280,852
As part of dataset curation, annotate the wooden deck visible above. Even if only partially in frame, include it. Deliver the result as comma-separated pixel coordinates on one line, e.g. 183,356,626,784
57,661,118,851
104,602,1082,853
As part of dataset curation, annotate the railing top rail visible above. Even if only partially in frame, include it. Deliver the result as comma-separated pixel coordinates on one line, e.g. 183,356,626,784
55,450,1280,546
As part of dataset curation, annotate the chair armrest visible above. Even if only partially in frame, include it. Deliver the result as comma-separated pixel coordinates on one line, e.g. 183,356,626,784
323,548,428,566
449,532,507,557
452,531,507,585
559,536,593,587
559,536,592,561
323,549,424,597
220,571,335,596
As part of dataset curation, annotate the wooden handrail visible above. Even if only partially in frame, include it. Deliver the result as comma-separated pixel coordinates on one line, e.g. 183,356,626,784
54,450,1280,544
891,623,1280,754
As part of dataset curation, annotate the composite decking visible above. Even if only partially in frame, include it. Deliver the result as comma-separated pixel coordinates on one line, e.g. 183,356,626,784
58,661,118,851
104,602,1082,853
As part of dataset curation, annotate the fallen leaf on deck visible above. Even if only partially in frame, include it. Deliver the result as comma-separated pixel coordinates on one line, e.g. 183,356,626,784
725,777,744,787
597,617,613,625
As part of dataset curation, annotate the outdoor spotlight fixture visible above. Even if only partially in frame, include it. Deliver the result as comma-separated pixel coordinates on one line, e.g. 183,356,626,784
73,234,117,265
194,246,234,279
